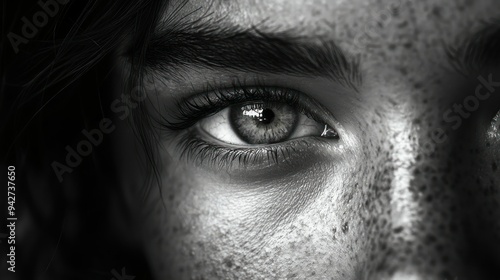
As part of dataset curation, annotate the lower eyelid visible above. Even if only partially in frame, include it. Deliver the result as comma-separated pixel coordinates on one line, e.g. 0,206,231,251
173,129,338,173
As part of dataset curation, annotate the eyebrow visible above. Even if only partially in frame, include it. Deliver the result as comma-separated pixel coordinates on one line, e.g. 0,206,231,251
447,18,500,77
140,23,362,92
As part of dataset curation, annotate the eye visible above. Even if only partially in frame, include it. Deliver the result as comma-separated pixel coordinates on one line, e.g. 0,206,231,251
198,101,338,146
164,86,341,168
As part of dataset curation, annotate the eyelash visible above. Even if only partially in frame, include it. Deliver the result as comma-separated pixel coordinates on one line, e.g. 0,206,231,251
164,85,330,131
160,84,337,168
176,132,331,169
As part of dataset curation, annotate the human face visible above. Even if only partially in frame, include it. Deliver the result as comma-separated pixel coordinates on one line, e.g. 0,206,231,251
124,0,500,279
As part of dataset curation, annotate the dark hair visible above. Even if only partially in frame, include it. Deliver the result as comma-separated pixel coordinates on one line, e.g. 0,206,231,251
1,1,169,279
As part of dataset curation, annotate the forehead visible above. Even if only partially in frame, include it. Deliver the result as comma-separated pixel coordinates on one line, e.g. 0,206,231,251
170,0,500,46
162,0,500,87
156,0,500,107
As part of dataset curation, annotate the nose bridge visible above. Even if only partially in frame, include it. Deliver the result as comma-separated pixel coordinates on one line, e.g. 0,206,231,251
369,106,470,279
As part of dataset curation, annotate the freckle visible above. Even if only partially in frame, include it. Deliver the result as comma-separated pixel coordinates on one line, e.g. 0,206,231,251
432,6,442,18
342,222,349,234
388,98,398,106
223,257,233,268
311,9,321,16
449,223,458,233
426,195,433,202
440,270,453,280
393,226,403,234
332,227,337,241
442,255,450,263
492,162,497,171
404,246,412,255
425,234,437,244
397,20,408,28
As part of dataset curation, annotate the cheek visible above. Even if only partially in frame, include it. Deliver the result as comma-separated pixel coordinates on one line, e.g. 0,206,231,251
142,144,373,279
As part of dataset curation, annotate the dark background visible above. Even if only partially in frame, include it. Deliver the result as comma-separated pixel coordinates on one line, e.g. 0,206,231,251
1,1,155,279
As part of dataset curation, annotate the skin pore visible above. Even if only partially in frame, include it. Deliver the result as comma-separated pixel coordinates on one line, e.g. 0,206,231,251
120,0,500,279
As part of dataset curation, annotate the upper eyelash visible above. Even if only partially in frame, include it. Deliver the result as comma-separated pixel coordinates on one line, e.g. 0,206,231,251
161,85,329,131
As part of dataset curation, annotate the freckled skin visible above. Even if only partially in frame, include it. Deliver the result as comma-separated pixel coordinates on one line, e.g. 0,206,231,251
125,0,500,279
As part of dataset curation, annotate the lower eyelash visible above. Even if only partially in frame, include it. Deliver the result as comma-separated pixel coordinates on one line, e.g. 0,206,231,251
175,131,315,171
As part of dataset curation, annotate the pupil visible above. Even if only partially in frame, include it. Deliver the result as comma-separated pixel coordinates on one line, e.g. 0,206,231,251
258,108,275,124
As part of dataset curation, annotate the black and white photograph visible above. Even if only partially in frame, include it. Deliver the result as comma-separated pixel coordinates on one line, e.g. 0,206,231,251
1,0,500,279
